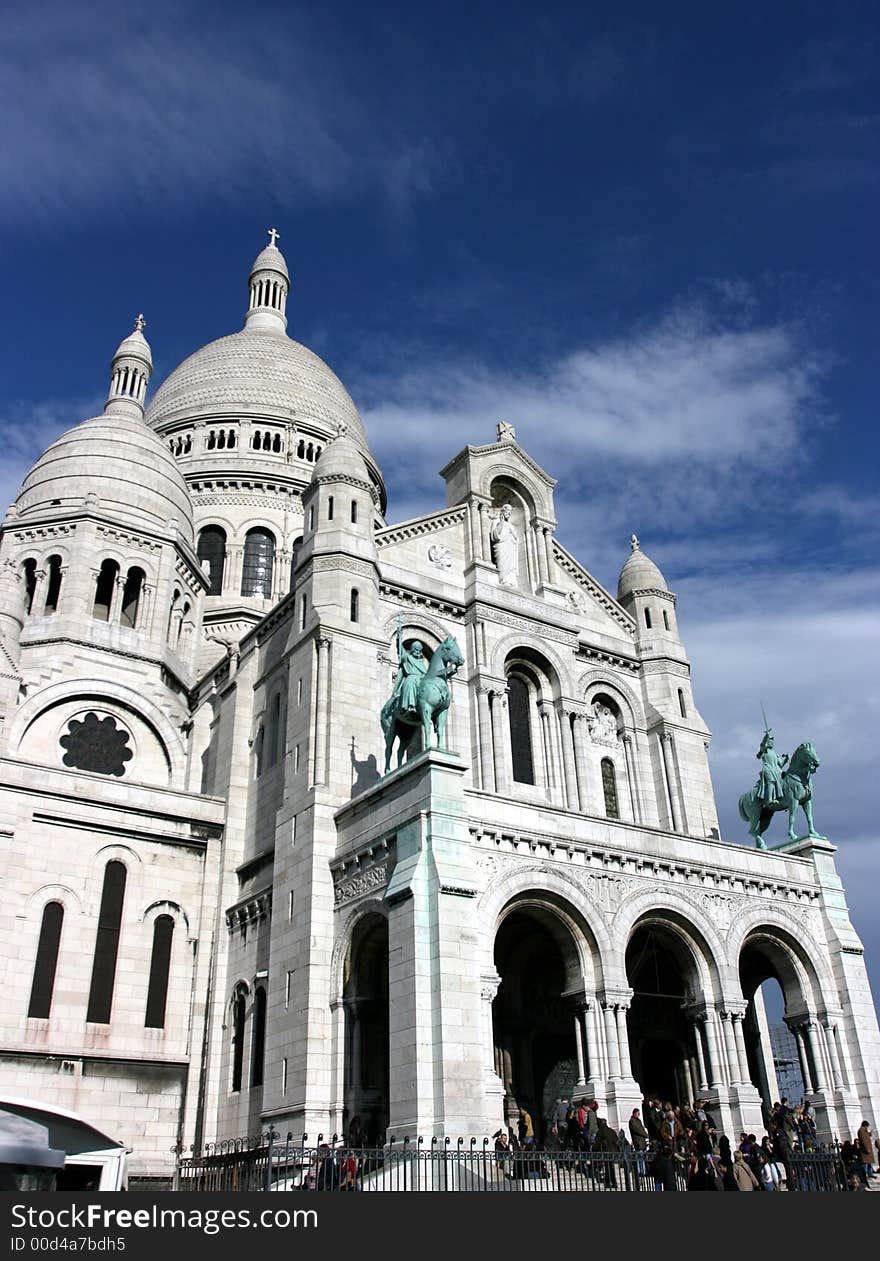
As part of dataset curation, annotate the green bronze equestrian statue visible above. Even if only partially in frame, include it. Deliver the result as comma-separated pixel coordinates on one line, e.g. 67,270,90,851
380,617,465,773
738,732,825,849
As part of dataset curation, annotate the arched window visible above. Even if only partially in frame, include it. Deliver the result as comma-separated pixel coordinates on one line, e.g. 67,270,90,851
167,589,180,643
231,990,246,1092
144,915,174,1029
350,588,359,623
44,555,63,614
177,600,190,647
644,607,652,629
197,526,227,596
227,430,236,449
289,536,302,591
27,902,64,1019
22,559,37,615
253,725,265,778
507,675,535,785
119,567,145,629
206,430,216,450
251,986,267,1088
267,693,282,767
241,528,275,599
328,495,334,521
663,609,670,630
601,758,619,820
678,688,687,719
297,440,305,459
299,593,307,631
92,559,119,622
351,499,358,524
87,861,127,1023
272,434,281,454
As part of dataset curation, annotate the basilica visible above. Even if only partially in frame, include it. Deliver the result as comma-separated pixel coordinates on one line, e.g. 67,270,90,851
1,235,877,1181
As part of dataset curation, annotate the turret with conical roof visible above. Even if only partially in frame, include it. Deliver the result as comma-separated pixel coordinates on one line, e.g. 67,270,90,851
244,228,290,333
105,315,153,420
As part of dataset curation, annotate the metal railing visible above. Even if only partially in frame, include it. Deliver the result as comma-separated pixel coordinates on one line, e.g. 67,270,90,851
174,1132,849,1193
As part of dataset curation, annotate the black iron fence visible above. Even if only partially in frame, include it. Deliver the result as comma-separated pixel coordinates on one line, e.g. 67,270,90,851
174,1133,850,1193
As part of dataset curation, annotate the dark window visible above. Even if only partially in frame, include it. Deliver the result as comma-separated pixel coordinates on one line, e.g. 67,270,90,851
119,567,145,629
254,725,265,778
27,902,64,1019
300,593,307,631
350,499,358,524
23,560,37,615
601,758,619,820
86,862,126,1023
350,588,359,623
144,915,174,1028
267,693,282,767
92,559,119,621
60,711,133,777
197,526,227,596
663,609,670,630
289,536,302,591
251,986,266,1088
644,607,652,629
328,495,334,521
507,676,535,785
231,992,246,1092
241,529,275,599
44,555,63,614
167,589,180,642
678,689,687,719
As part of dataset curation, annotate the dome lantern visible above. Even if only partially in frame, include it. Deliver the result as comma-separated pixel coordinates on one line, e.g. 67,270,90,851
244,228,289,333
105,315,153,420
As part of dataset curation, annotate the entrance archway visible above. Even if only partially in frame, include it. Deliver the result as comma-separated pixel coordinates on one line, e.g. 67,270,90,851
739,934,811,1111
342,914,389,1145
626,921,702,1105
492,907,580,1138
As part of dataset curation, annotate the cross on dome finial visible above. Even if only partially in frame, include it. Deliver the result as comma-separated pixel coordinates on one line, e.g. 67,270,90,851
630,533,640,551
134,314,146,333
267,227,280,248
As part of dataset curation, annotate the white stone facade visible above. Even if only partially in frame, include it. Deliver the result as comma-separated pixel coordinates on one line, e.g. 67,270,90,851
1,239,878,1180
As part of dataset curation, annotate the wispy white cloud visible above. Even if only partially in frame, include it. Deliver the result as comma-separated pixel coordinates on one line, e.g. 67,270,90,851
0,398,98,519
0,2,449,224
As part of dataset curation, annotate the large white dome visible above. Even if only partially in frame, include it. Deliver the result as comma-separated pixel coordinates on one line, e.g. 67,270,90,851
145,328,370,451
13,414,195,546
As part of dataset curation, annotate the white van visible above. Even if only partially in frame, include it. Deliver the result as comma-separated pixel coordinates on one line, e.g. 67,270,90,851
0,1097,128,1191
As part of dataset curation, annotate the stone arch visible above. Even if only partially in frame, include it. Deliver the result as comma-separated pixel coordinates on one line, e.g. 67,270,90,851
490,632,573,696
142,898,191,936
9,679,185,786
480,463,549,518
614,891,726,993
331,898,388,1001
86,843,143,920
25,883,82,917
729,913,830,1015
477,863,611,992
381,610,453,650
577,670,645,730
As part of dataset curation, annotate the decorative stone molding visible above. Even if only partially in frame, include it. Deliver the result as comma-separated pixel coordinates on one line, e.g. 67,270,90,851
577,646,640,674
376,506,467,547
8,524,77,543
331,838,393,907
379,582,465,620
427,543,454,570
225,889,272,934
552,544,635,634
640,658,691,678
192,491,303,511
96,524,162,554
333,862,389,906
313,555,377,579
469,603,577,648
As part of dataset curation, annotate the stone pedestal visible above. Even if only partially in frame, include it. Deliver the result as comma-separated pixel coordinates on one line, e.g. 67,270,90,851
355,750,486,1140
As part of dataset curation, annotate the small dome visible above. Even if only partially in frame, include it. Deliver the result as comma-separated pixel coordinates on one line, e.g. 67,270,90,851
145,329,371,451
311,431,369,483
617,535,668,601
13,413,195,546
250,244,289,281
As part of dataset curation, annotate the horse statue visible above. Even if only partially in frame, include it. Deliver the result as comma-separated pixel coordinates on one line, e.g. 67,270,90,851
380,633,465,773
738,740,824,848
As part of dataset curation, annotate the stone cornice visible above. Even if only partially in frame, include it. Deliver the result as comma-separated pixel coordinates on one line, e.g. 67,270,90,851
375,505,468,548
439,441,557,489
379,581,466,620
467,602,577,648
225,887,272,934
577,644,641,674
552,542,636,634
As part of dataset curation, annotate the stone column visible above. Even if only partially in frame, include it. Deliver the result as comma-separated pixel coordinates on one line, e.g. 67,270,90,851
557,708,579,810
478,501,492,562
532,520,549,586
542,527,555,586
480,972,503,1079
660,732,682,832
615,1003,633,1079
538,702,557,794
824,1022,843,1090
571,713,589,813
621,733,641,823
720,1011,740,1085
489,688,509,795
468,501,483,566
573,1012,587,1088
732,1011,751,1086
804,1022,828,1092
693,1020,709,1092
603,1002,621,1078
312,636,331,786
477,687,495,792
705,1010,724,1087
228,544,244,595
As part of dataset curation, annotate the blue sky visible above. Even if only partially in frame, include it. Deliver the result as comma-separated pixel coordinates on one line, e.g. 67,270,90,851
1,1,877,1002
